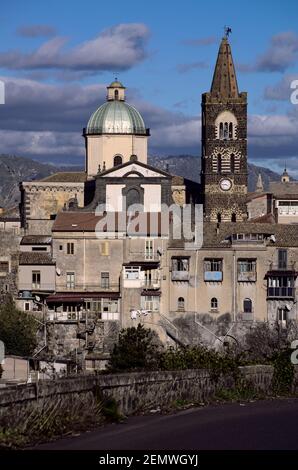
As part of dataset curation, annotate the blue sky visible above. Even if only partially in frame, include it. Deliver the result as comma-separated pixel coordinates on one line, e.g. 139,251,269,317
0,0,297,175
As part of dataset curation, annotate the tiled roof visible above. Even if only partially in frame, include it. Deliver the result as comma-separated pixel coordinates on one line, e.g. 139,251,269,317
19,252,55,265
21,235,52,245
202,221,298,248
40,172,87,183
269,181,298,197
52,211,169,236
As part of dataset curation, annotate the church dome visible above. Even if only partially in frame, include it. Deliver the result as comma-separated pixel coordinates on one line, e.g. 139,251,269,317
86,80,147,135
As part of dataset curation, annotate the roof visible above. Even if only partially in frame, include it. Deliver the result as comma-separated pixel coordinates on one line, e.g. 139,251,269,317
46,292,120,303
202,222,298,248
210,37,239,98
98,159,172,178
86,100,147,136
21,235,52,245
52,211,169,236
19,252,55,265
269,181,298,197
108,80,125,88
40,172,87,183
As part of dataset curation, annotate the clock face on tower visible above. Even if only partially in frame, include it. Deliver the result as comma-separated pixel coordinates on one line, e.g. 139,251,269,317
219,178,232,191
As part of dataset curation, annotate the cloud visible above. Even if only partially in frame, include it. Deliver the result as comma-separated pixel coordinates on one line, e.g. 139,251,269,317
17,24,57,38
0,76,298,175
240,32,298,73
264,74,298,101
176,61,208,74
0,23,150,73
182,36,217,46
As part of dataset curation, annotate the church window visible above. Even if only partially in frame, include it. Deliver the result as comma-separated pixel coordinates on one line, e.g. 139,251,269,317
219,122,223,139
126,188,141,209
229,122,233,139
223,122,229,139
218,154,222,173
230,154,235,173
113,155,123,167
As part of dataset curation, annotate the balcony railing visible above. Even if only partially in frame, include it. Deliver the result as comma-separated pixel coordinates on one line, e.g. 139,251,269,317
141,279,161,289
171,271,190,281
56,283,120,292
47,309,120,322
268,262,296,271
267,287,295,298
238,271,257,282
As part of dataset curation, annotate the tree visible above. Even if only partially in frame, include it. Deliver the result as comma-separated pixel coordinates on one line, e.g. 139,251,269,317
108,324,162,371
0,299,38,356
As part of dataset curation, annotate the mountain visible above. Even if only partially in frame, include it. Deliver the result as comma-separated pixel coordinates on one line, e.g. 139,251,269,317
0,154,81,210
149,155,282,192
0,154,283,210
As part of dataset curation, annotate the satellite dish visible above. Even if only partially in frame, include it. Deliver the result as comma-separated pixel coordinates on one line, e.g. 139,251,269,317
35,295,41,302
56,267,61,276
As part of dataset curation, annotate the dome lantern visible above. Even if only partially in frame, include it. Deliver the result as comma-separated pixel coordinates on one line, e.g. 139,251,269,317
107,78,126,101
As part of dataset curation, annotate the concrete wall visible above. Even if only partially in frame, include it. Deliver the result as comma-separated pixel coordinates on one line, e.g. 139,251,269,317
0,366,293,418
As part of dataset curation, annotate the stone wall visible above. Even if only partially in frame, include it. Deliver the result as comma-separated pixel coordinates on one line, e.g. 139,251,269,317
0,365,289,418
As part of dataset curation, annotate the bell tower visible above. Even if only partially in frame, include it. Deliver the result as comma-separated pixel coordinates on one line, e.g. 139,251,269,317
201,31,248,222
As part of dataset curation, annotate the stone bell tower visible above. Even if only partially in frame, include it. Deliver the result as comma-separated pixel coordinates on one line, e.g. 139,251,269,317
201,32,248,222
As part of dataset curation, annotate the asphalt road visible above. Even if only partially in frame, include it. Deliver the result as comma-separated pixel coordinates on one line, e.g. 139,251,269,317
36,398,298,450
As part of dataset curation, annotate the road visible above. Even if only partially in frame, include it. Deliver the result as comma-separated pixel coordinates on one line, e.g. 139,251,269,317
36,398,298,450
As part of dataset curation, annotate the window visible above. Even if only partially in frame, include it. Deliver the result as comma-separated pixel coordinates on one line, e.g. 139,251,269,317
32,271,41,288
124,266,140,280
278,249,287,269
0,261,9,273
114,89,119,100
24,302,30,311
229,123,233,140
100,241,109,256
126,188,141,209
32,247,47,251
218,154,222,173
113,155,122,167
204,259,222,272
238,259,256,273
243,298,252,313
66,272,75,289
211,298,218,310
230,154,235,173
267,276,295,298
223,122,229,139
217,213,221,223
141,295,160,312
145,239,154,260
231,213,236,222
178,297,185,311
219,122,223,139
59,245,63,251
172,258,189,272
67,242,74,255
278,308,287,323
101,272,110,289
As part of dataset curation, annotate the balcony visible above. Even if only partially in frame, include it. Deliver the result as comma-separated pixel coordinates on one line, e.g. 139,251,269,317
57,283,120,292
141,279,161,289
268,262,296,272
204,271,223,282
238,271,257,282
171,271,190,281
47,310,120,322
267,287,295,299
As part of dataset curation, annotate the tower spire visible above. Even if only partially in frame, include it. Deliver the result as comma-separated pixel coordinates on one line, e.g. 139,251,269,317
210,34,239,99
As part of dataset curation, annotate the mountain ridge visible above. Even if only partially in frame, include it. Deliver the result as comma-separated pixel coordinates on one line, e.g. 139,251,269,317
0,153,283,209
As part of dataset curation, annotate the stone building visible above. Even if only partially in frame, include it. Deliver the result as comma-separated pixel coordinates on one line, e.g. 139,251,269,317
14,34,298,365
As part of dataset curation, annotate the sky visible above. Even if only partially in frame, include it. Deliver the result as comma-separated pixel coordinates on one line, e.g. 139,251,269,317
0,0,297,176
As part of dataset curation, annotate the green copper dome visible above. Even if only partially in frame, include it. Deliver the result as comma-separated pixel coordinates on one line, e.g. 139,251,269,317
86,100,147,135
108,80,125,88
